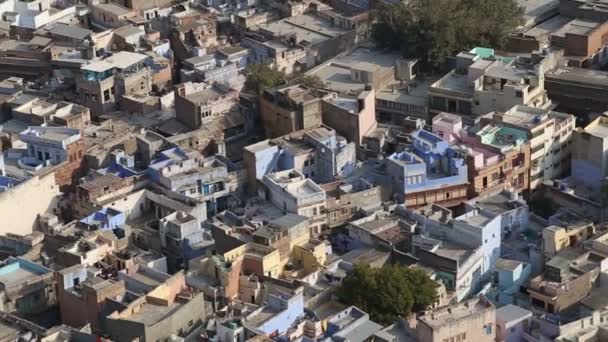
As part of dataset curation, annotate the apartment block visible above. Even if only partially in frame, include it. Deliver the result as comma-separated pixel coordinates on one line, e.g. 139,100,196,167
485,105,575,189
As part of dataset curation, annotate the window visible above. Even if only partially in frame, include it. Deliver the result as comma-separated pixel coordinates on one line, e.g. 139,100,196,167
104,89,111,102
485,324,493,335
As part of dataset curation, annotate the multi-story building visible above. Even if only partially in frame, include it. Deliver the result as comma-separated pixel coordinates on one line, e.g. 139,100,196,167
261,170,327,236
259,84,323,139
56,265,126,332
174,82,239,130
527,249,605,313
429,47,557,123
0,38,54,80
170,12,218,62
147,148,245,217
104,277,206,341
542,209,596,258
77,51,151,115
321,89,377,145
571,114,608,191
88,1,138,29
412,233,484,301
385,130,468,207
243,125,356,190
308,47,427,124
415,295,496,342
407,203,501,283
433,112,531,198
322,179,383,228
545,66,608,115
484,105,575,188
0,257,56,316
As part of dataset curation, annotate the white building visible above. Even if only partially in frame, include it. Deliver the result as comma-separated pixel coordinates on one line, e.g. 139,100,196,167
487,105,575,189
0,0,87,30
261,170,327,236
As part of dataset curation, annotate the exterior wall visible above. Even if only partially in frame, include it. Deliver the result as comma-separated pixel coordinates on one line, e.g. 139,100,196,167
260,90,323,139
89,3,136,29
545,68,608,115
0,172,60,235
321,90,377,145
403,184,469,208
116,0,173,10
467,145,530,198
454,212,502,275
496,310,532,342
53,140,85,188
571,117,608,190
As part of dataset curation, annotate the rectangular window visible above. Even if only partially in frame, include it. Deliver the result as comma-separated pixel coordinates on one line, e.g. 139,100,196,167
485,324,492,335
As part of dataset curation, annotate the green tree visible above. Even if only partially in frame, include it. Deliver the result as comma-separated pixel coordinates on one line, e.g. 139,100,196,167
296,75,325,89
243,62,285,95
371,0,524,70
337,263,438,325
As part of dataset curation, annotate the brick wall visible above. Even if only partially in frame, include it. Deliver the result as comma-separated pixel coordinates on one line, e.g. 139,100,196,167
54,139,85,189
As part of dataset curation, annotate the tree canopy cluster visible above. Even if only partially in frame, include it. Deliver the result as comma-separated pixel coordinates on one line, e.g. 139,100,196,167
243,62,285,95
371,0,524,70
337,263,438,325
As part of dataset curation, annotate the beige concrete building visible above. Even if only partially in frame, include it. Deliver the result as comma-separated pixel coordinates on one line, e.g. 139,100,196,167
542,210,595,259
416,295,496,342
260,85,323,139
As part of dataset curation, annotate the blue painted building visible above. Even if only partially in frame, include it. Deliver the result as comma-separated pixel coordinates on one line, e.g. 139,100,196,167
386,130,467,204
97,149,144,178
248,289,304,336
79,207,126,231
487,258,532,305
